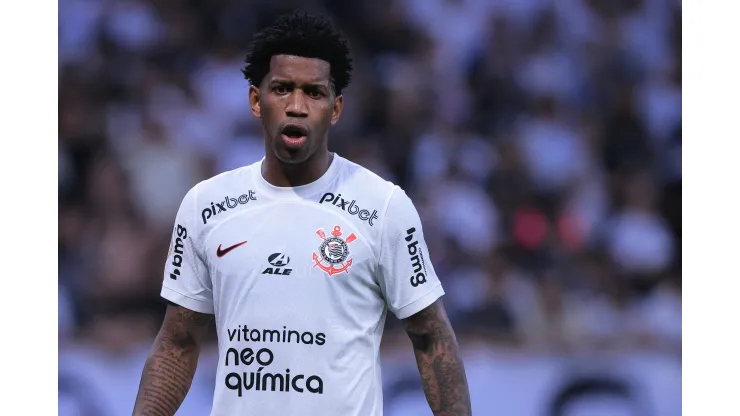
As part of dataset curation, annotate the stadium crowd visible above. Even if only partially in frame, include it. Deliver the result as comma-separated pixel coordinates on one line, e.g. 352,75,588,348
59,0,682,414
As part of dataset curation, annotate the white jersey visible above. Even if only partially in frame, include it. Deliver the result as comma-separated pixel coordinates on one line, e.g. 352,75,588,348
161,154,445,416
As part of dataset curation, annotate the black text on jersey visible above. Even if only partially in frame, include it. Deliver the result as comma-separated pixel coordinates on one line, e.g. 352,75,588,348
201,191,257,224
319,192,379,226
405,227,428,287
262,252,293,275
169,224,187,280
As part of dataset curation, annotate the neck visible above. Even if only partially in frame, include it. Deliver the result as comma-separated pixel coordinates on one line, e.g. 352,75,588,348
262,149,334,188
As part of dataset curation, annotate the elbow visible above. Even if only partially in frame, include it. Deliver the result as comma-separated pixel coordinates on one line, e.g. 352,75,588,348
406,324,461,355
407,331,436,353
156,327,201,355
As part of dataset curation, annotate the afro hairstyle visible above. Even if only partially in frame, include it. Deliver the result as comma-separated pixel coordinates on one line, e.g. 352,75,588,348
242,11,353,96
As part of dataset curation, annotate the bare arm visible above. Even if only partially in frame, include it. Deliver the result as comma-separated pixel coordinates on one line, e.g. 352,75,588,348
133,303,213,416
402,299,472,416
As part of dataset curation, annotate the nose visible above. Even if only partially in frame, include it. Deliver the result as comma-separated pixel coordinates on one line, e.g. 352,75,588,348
285,90,309,118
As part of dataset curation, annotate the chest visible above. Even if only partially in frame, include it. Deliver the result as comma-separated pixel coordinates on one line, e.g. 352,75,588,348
201,205,382,313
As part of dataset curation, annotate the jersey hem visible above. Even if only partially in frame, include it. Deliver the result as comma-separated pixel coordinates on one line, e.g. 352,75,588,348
394,283,445,319
161,285,215,314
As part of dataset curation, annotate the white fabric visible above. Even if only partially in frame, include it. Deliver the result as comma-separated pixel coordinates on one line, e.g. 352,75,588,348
161,154,444,415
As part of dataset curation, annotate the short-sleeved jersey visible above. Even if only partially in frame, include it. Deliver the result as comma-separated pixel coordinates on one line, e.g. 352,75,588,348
161,154,444,416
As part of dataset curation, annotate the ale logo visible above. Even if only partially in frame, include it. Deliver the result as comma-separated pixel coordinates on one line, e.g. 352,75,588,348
263,253,292,275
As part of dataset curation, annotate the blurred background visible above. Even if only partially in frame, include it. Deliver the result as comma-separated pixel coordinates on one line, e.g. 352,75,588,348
58,0,682,414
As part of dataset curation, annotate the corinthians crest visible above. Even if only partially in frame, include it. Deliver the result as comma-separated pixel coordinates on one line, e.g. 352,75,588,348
312,225,357,276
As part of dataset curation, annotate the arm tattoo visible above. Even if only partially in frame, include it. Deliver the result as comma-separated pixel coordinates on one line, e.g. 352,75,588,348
402,299,472,416
133,305,212,416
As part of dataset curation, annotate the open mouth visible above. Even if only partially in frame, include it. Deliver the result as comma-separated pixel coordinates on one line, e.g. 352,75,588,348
280,124,309,149
281,124,308,139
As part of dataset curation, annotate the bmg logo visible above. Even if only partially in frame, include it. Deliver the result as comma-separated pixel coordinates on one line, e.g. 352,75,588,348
405,227,427,287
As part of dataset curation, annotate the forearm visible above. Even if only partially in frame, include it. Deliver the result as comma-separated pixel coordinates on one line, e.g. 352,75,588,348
133,305,211,416
412,334,472,416
404,301,472,416
132,336,199,416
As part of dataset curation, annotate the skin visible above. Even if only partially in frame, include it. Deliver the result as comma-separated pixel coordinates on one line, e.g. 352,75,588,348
403,299,473,416
249,54,344,187
132,304,212,416
134,54,471,416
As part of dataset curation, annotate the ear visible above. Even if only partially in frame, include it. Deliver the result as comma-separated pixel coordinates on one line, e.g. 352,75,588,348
330,94,344,126
249,85,261,118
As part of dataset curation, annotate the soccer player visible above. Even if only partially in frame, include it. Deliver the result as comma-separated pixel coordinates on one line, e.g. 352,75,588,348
133,11,471,416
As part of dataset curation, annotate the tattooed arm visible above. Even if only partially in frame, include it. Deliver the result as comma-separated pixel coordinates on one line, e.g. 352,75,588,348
402,299,472,416
133,303,213,416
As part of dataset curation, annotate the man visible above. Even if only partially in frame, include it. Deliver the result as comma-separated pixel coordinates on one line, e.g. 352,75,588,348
133,11,471,416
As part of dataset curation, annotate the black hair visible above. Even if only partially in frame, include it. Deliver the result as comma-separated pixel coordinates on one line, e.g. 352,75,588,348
242,11,353,96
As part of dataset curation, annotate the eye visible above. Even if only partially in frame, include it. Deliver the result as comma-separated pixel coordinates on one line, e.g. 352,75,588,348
273,85,290,95
306,88,324,99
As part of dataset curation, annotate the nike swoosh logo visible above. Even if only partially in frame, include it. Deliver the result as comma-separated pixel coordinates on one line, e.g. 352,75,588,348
216,241,247,258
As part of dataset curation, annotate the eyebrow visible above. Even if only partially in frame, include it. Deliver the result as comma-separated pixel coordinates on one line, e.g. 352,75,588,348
269,78,330,89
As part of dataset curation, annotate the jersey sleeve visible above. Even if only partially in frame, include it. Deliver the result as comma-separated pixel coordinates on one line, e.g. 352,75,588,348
377,188,445,319
161,185,214,314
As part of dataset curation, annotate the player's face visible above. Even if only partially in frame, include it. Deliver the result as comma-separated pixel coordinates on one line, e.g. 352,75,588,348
250,54,343,165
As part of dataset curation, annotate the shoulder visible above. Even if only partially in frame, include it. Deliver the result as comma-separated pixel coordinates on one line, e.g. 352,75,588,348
178,163,261,235
342,157,419,213
190,163,258,205
337,156,399,196
323,155,406,228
